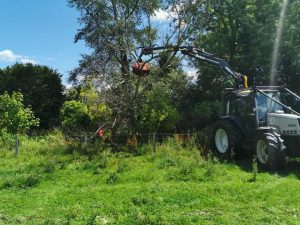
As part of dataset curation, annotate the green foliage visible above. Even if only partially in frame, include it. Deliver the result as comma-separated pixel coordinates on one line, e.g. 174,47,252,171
0,64,65,129
192,101,220,128
0,129,14,149
68,0,193,136
0,92,39,134
250,155,258,182
68,0,161,79
79,80,112,126
138,86,180,133
282,0,300,92
61,81,112,134
60,100,91,131
190,0,300,92
194,0,280,80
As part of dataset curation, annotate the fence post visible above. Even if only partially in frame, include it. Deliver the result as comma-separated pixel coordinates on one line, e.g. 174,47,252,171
15,134,19,157
84,133,88,147
152,132,156,153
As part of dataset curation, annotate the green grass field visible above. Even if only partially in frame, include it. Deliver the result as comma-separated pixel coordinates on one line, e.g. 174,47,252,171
0,135,299,225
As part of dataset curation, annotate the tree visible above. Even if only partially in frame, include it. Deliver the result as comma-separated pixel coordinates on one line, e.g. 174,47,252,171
282,0,300,93
67,0,206,138
68,0,161,80
78,80,112,129
193,0,284,85
137,85,180,133
0,92,39,134
0,64,65,129
61,81,112,134
60,100,91,132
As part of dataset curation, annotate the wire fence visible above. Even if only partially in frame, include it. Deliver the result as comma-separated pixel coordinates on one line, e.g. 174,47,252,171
62,128,212,152
11,127,212,157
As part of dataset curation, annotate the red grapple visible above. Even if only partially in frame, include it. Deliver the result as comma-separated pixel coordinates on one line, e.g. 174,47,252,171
132,61,150,75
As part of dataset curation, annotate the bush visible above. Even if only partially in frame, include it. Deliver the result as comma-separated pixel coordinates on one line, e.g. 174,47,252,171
60,100,91,132
0,129,14,150
0,92,39,134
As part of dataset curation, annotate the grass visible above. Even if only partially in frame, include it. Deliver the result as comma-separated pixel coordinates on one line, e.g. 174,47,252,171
0,135,299,224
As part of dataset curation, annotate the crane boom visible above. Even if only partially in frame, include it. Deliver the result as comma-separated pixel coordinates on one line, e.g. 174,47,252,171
139,45,247,88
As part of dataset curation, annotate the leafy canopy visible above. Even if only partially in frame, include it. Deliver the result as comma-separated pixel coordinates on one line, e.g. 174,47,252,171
61,81,112,133
0,92,39,134
0,63,65,129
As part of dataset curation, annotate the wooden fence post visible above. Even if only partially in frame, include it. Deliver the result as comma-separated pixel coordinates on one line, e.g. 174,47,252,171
15,134,19,157
152,132,156,153
84,133,88,147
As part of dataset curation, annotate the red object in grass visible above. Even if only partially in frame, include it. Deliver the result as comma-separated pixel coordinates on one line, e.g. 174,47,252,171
98,129,104,138
132,61,150,75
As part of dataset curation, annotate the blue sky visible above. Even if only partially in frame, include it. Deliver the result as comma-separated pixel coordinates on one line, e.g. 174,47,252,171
0,1,199,85
0,0,89,86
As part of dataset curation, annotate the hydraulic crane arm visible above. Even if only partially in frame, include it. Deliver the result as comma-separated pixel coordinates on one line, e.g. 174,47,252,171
139,45,247,88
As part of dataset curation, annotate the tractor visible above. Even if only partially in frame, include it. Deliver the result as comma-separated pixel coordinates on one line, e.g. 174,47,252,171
133,46,300,170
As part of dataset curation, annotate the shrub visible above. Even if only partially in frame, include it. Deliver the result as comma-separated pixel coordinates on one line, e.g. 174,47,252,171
0,92,39,134
0,129,14,150
60,100,91,132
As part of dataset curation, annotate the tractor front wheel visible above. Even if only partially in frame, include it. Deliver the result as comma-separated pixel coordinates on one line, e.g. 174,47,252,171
254,132,286,170
212,120,243,158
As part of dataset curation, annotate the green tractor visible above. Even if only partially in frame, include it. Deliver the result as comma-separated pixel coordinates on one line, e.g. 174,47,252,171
135,46,300,170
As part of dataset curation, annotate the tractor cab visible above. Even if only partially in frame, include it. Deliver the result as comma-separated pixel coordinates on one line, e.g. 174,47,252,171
220,88,257,134
255,90,283,125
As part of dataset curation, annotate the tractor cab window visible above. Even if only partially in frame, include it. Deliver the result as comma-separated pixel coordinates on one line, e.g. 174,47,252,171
256,92,283,122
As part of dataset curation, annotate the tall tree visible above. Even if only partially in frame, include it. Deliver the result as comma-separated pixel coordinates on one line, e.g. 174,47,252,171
68,0,209,138
282,0,300,93
68,0,159,138
0,64,65,129
194,0,282,84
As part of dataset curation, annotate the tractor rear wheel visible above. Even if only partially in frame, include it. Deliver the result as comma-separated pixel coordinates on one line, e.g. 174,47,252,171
212,120,243,158
254,132,286,170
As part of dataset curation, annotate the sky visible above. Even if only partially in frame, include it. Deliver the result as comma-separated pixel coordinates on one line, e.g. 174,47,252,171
0,0,89,86
0,1,197,86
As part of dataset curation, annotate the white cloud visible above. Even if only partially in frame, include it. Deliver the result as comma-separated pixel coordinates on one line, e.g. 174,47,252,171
151,9,170,21
20,58,37,64
0,49,37,64
0,50,19,62
151,2,197,22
